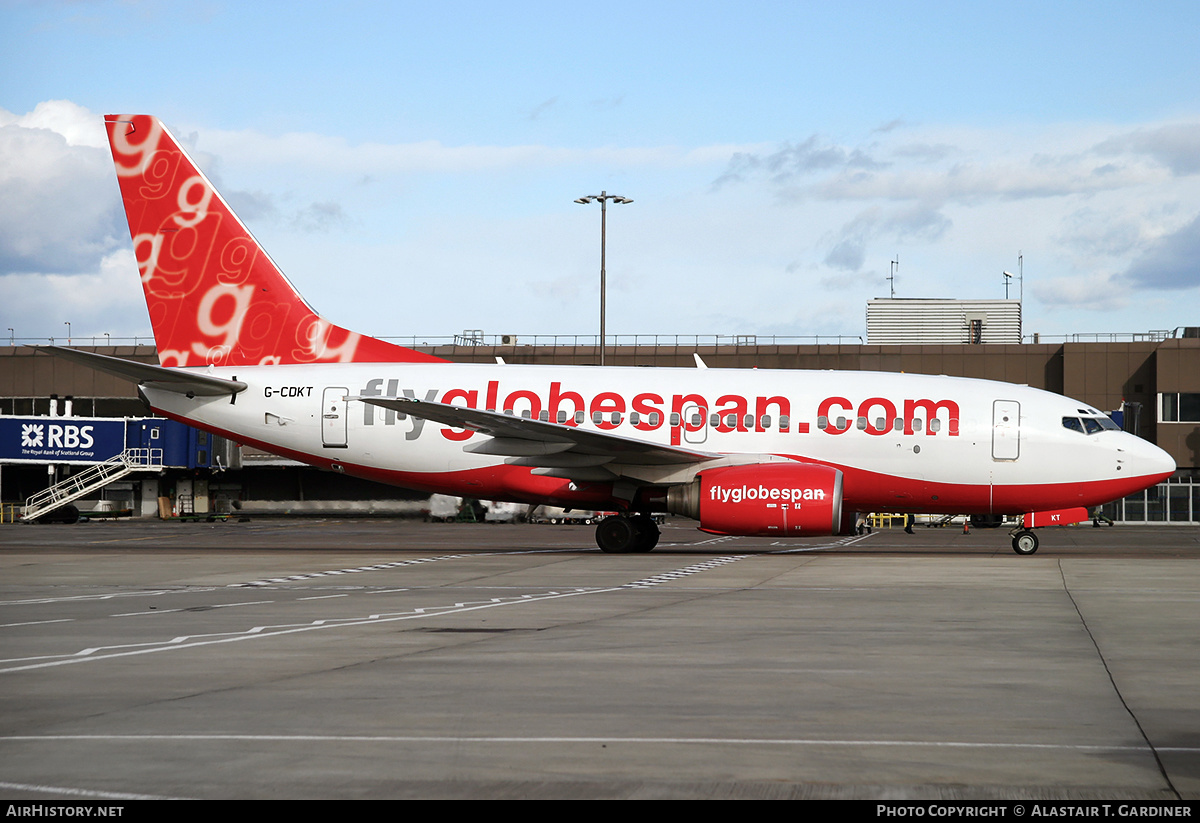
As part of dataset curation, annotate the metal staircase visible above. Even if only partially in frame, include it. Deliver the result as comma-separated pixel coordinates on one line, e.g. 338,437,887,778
21,448,164,522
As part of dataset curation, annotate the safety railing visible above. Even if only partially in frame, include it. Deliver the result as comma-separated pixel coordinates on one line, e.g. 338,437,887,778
20,449,164,522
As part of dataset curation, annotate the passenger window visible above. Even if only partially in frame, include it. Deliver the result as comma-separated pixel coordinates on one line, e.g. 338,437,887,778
557,410,568,424
817,416,828,430
629,411,640,425
574,411,585,424
592,411,603,424
648,412,661,426
856,417,867,430
929,419,941,432
539,410,549,422
778,415,788,429
669,413,680,426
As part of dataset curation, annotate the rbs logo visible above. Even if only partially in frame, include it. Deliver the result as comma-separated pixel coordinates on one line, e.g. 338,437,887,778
20,424,95,450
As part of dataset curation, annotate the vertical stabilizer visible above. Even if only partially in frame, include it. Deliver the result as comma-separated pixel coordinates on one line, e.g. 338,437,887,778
105,114,444,367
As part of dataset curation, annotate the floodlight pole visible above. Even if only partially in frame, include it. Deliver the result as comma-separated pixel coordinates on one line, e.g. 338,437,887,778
576,191,632,366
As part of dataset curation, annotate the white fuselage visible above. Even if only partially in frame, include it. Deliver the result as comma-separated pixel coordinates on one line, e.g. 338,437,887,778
143,362,1175,515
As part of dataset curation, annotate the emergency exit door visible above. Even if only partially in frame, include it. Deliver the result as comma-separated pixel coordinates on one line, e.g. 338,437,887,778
992,400,1020,460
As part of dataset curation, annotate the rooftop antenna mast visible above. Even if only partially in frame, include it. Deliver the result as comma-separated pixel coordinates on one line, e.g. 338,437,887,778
1018,251,1023,304
1003,253,1024,301
888,256,899,299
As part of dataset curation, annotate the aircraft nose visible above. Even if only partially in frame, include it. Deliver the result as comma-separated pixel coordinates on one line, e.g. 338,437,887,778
1129,436,1175,481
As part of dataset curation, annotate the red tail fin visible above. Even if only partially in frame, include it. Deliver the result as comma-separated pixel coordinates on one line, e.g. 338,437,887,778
105,114,444,367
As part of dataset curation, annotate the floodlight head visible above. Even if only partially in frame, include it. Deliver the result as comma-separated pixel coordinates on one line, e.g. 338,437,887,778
575,197,591,204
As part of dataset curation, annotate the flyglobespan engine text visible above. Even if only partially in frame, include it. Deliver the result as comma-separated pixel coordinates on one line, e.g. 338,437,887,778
708,484,827,504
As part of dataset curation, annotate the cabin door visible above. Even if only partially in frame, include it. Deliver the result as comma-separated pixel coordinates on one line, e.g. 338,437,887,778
322,387,349,448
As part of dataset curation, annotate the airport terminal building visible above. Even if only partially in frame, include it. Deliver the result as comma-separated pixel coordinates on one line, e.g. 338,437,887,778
1,321,1197,525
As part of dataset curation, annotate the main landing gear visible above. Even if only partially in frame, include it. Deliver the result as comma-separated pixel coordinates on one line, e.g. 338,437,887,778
1010,529,1039,555
595,514,660,553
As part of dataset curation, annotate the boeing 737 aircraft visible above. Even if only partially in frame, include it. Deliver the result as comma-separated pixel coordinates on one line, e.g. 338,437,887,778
44,115,1176,553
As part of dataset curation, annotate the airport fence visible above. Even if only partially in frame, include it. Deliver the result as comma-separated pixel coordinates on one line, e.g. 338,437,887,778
1101,477,1200,524
1022,330,1178,344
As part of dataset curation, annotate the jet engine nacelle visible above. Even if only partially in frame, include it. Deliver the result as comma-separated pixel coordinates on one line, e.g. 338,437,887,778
666,463,844,537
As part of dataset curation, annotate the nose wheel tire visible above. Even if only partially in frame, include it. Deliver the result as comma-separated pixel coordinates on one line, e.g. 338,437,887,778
1012,530,1039,555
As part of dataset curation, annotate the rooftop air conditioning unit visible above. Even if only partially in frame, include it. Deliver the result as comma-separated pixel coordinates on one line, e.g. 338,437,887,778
500,335,518,345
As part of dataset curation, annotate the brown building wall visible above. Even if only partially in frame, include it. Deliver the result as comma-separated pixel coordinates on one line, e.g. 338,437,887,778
0,346,156,416
1150,338,1200,471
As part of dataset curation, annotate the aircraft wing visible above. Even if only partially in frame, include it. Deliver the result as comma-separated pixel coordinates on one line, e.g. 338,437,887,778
38,346,247,397
354,395,717,468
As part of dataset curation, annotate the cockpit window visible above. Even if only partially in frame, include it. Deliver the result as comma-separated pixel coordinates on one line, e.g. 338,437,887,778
1062,417,1084,433
1063,415,1121,434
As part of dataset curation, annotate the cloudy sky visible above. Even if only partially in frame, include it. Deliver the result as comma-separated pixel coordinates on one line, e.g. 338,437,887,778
2,1,1199,345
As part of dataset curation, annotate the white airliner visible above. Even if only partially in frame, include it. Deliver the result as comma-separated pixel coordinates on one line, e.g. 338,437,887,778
46,115,1176,554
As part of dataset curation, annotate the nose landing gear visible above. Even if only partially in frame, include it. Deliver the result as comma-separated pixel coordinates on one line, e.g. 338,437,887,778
1009,507,1089,555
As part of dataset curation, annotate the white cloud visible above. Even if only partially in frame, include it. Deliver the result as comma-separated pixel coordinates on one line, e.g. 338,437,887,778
1031,272,1130,312
3,98,1198,344
196,127,747,176
0,103,123,275
1,100,108,148
0,249,151,341
1094,123,1200,176
1121,213,1200,290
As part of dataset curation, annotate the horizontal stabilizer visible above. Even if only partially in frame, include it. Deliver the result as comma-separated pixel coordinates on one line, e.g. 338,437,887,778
39,346,247,397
